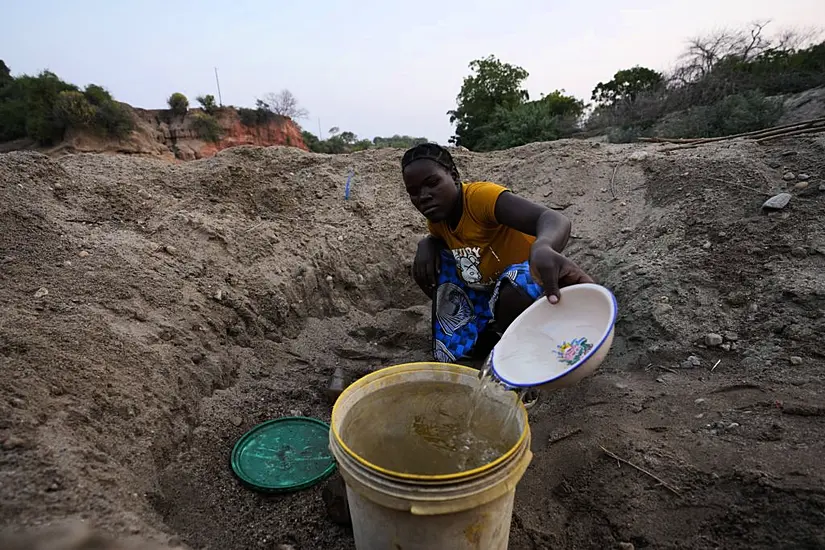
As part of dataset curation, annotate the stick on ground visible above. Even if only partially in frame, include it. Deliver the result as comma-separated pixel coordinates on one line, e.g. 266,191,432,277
548,428,582,447
600,445,681,496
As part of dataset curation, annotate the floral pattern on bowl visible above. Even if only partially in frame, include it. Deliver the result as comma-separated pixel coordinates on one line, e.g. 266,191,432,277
555,337,594,366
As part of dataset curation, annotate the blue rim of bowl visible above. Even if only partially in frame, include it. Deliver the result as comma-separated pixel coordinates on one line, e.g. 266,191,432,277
491,283,619,388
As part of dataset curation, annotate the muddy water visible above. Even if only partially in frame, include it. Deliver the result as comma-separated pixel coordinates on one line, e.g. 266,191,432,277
341,380,522,476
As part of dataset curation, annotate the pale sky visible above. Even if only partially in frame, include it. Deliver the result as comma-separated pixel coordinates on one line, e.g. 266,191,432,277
2,0,823,143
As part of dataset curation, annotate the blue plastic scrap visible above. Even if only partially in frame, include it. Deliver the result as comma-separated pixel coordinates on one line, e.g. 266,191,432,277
344,169,354,200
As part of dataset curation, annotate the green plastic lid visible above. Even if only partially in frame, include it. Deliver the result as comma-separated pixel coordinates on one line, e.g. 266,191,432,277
230,417,336,493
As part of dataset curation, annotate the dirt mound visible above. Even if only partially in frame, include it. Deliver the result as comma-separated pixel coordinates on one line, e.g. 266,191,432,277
1,137,824,549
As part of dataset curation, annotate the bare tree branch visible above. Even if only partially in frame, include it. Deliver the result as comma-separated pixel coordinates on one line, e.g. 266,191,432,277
261,89,309,120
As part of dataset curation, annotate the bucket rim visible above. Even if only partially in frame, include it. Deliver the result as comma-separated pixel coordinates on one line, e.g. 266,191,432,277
331,362,529,482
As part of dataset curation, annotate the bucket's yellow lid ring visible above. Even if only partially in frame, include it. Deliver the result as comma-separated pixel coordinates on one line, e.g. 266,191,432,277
331,362,529,482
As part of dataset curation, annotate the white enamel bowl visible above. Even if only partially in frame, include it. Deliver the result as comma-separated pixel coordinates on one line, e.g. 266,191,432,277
491,283,617,390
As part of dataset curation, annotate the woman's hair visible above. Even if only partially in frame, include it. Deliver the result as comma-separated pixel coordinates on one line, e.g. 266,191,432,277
401,143,460,183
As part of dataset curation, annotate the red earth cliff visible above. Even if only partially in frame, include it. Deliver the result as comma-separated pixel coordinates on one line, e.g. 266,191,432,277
0,104,307,160
136,107,308,160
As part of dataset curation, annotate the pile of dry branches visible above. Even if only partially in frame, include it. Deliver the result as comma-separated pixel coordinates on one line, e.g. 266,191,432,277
637,117,825,150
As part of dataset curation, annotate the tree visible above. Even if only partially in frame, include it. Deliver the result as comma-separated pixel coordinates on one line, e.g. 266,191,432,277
196,94,218,114
475,90,584,151
261,89,308,119
301,130,321,151
0,60,11,88
591,67,664,107
83,84,113,106
448,55,530,149
167,93,189,116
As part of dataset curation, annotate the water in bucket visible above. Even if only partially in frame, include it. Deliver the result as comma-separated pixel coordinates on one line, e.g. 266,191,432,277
340,377,522,476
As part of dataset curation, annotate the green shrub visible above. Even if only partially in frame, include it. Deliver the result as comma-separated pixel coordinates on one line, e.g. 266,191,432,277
0,66,135,143
94,100,134,138
167,93,189,116
0,60,11,88
0,99,27,141
237,104,277,127
474,100,581,151
606,126,650,143
191,112,223,143
54,91,96,127
238,107,258,127
83,84,113,106
196,94,218,114
656,91,783,139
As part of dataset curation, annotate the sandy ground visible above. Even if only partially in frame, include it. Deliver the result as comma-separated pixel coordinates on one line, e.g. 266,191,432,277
1,137,824,550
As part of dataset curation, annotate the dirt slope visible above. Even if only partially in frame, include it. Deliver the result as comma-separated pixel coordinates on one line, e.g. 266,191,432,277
1,137,824,550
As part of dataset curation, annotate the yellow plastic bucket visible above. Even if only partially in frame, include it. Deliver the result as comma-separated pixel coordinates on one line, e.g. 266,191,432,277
329,362,533,550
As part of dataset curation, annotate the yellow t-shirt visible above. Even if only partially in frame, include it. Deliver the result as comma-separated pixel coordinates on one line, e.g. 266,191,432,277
427,182,535,289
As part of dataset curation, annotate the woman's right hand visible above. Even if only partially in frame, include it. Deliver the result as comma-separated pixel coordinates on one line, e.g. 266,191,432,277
413,237,442,298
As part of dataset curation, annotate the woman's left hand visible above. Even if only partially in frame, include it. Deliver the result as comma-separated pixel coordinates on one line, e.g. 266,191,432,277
529,240,594,304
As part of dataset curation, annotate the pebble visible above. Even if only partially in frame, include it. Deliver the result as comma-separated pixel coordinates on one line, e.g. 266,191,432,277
702,241,712,250
230,416,243,427
33,287,49,299
629,151,649,162
53,182,63,190
791,247,807,258
724,332,739,342
748,303,759,313
720,343,731,352
790,356,803,366
621,227,631,233
728,422,740,429
705,333,723,346
783,172,796,181
325,275,334,284
683,356,702,368
289,409,304,417
63,260,72,267
337,235,344,242
694,398,706,405
797,173,810,181
618,543,635,550
164,245,177,255
47,482,61,492
78,250,90,258
761,193,792,210
214,289,223,301
767,161,781,169
794,181,809,190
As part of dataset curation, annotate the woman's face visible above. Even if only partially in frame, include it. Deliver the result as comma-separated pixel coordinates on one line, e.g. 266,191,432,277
403,160,459,222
